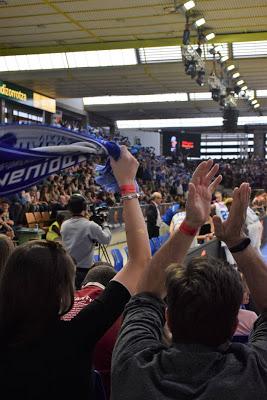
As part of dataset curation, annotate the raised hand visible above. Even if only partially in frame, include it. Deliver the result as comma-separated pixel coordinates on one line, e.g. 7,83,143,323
185,160,222,228
110,145,139,186
213,182,251,247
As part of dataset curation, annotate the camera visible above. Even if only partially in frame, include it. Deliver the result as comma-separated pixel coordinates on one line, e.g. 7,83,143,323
89,204,109,226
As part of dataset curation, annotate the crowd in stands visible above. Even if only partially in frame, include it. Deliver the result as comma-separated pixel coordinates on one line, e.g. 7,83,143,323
1,147,267,399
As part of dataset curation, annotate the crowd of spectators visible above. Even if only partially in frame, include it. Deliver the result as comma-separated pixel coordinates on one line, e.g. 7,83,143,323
1,127,267,229
1,148,267,399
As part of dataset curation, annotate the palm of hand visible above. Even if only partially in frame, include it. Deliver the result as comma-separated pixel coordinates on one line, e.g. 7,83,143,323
190,184,212,225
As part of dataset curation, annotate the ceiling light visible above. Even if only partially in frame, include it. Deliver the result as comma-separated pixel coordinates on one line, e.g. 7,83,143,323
232,72,240,79
182,1,195,11
205,32,215,41
241,85,248,91
251,100,257,105
236,79,245,86
254,104,260,108
196,69,205,86
220,56,229,63
226,64,235,71
194,18,206,28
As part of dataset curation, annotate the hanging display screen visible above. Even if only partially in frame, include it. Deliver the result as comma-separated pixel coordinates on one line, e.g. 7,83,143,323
161,129,201,157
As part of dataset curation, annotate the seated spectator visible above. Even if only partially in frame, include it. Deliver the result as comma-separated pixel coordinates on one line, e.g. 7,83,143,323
0,208,14,239
46,214,65,242
0,146,151,399
63,262,118,399
0,234,14,275
197,215,214,244
112,162,267,399
0,201,14,228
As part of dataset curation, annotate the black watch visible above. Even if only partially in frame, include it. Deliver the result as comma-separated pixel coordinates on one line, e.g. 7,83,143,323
229,237,251,253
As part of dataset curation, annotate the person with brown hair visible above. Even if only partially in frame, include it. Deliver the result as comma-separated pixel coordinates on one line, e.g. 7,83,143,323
0,234,14,275
112,163,267,400
0,146,151,399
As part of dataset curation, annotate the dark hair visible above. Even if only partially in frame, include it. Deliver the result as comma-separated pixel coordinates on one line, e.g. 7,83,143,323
56,213,65,224
0,240,75,345
166,257,243,346
0,234,14,276
82,262,116,288
68,194,87,215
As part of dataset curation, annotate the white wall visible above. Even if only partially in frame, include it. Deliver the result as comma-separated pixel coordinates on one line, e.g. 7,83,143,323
56,98,86,115
120,128,161,155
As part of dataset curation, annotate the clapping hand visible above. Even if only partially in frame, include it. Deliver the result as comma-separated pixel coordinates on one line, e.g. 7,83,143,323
185,160,222,228
213,183,251,247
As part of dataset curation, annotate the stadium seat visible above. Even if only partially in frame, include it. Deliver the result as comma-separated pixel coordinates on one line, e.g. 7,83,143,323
158,233,170,247
149,239,157,255
93,255,101,263
150,237,161,253
33,212,43,227
111,248,124,272
25,212,36,228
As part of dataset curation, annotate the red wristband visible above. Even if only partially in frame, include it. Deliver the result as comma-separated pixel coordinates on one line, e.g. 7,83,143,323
179,220,199,236
120,184,136,196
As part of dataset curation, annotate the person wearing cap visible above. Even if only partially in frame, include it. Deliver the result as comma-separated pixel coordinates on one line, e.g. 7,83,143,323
61,194,111,288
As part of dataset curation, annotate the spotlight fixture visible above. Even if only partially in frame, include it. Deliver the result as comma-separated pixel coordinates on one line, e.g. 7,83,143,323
193,18,206,28
241,85,248,91
205,32,215,41
181,1,195,11
232,72,240,79
226,65,235,71
184,59,197,78
211,88,220,102
220,56,229,63
254,104,260,109
234,86,241,95
196,45,202,56
236,79,245,86
251,100,257,105
196,69,205,86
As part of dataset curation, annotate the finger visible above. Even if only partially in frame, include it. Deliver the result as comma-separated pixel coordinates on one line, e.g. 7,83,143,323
209,174,222,193
194,160,215,185
204,164,220,185
120,145,128,156
191,161,208,182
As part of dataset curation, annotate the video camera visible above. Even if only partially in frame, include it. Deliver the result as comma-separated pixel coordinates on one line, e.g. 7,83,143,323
89,204,109,227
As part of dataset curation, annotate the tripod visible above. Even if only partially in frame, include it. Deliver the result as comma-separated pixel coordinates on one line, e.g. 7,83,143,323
96,242,111,264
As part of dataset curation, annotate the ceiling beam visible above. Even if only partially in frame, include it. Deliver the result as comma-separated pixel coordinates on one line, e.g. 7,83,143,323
1,31,267,56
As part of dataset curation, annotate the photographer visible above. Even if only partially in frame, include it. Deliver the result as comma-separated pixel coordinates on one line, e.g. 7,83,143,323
61,194,111,288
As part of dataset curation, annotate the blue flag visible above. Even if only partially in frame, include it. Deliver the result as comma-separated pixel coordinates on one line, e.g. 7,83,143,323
0,124,121,196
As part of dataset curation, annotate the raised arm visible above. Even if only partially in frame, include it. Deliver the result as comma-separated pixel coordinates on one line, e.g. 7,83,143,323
137,160,222,297
110,146,151,294
213,183,267,312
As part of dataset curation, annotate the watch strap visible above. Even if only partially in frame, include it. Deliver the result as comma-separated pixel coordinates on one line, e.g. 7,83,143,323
229,237,251,253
